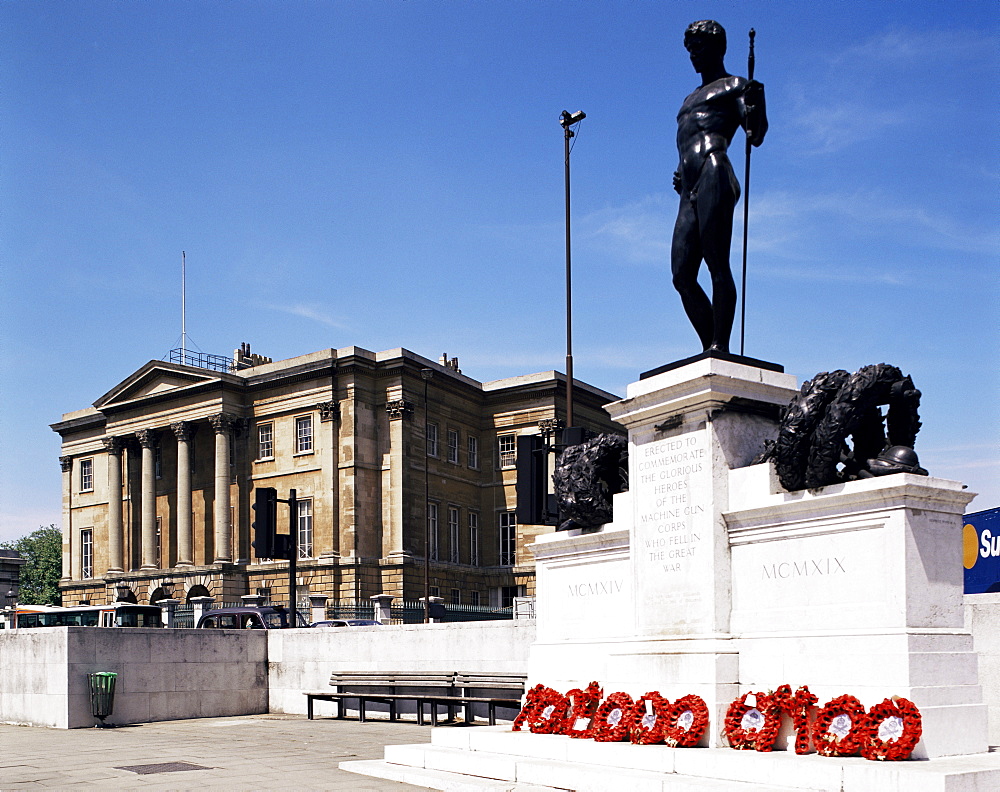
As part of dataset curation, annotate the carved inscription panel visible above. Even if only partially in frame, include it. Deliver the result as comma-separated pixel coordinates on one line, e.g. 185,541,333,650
631,431,715,635
730,525,892,633
538,557,631,641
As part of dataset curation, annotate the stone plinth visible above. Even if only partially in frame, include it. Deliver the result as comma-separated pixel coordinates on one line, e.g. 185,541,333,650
727,463,984,758
528,358,986,758
607,358,798,640
530,359,798,744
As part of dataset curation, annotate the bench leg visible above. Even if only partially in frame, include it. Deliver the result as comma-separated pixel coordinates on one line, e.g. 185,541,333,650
489,703,496,726
307,696,314,720
416,701,425,726
431,703,439,727
464,701,474,725
389,701,397,722
359,697,367,723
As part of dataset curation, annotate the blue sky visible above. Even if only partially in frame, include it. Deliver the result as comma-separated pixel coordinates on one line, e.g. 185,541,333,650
2,0,997,542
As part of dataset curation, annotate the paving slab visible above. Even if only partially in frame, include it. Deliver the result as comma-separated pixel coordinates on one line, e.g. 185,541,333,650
0,713,432,791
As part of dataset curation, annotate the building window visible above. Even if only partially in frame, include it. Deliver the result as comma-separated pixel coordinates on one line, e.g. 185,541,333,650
297,499,313,558
429,585,440,598
501,584,525,609
257,423,273,460
80,458,94,492
447,429,459,464
295,415,314,454
256,587,271,603
426,422,439,457
469,512,480,567
448,506,460,564
81,529,93,579
428,502,439,560
155,445,163,479
451,588,461,605
498,434,516,469
467,435,479,469
499,511,516,566
470,590,480,607
155,516,162,568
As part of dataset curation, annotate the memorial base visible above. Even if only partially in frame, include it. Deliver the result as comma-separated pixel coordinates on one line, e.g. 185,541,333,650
342,358,993,788
343,725,1000,791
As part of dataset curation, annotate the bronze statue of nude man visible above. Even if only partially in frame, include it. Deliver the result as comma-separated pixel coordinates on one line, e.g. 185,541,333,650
672,20,767,354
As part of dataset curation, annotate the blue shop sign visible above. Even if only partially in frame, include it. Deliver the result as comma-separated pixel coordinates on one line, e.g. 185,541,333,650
963,507,1000,594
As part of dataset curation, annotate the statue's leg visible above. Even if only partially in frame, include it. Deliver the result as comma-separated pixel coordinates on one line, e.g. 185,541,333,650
671,200,714,350
695,155,739,353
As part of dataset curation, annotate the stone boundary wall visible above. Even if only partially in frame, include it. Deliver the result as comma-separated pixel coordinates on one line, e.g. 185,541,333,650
0,627,267,728
267,620,536,717
966,593,1000,746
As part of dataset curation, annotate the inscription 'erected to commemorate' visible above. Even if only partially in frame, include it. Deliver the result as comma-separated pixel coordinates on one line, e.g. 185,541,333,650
634,433,708,575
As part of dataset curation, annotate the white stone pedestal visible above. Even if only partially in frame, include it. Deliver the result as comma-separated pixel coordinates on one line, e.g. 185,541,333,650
345,359,994,790
528,357,986,758
530,358,799,745
727,463,985,758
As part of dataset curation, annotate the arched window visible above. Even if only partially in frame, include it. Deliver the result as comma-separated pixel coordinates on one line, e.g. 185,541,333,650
186,584,211,603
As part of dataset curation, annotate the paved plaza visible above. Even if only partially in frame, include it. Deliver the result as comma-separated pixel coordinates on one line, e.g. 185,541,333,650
0,714,432,791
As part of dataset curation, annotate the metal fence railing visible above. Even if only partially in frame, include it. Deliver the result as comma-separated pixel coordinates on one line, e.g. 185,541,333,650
172,604,194,628
388,600,514,624
325,600,377,621
164,598,522,627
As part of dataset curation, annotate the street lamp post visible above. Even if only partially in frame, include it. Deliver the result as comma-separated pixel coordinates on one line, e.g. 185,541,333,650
421,368,434,623
559,110,586,428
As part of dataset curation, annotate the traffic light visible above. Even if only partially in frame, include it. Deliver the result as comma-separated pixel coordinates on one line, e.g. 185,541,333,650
515,434,546,525
251,487,278,559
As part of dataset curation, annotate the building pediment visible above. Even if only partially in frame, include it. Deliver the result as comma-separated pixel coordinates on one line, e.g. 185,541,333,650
94,362,223,410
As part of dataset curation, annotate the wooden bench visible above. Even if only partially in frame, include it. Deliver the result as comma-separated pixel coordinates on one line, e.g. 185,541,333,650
305,671,525,726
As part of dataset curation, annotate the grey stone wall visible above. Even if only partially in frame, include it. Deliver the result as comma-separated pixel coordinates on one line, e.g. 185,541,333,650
0,628,267,728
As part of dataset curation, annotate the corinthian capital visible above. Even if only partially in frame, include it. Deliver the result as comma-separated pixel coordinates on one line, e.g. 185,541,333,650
102,436,126,455
385,399,414,420
135,428,158,448
60,456,73,472
208,413,237,433
170,421,194,442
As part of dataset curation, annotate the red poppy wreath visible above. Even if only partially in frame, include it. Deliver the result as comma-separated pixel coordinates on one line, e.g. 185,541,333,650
812,694,868,757
661,694,709,748
861,697,922,761
562,681,603,738
629,691,670,745
590,692,635,742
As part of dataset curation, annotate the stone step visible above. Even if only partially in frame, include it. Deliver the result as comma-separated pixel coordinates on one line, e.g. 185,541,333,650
339,726,1000,792
343,747,802,791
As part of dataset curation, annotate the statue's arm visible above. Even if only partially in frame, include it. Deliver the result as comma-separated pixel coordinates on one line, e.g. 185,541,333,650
742,80,768,147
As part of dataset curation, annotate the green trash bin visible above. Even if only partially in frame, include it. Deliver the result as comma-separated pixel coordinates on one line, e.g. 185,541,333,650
88,672,117,726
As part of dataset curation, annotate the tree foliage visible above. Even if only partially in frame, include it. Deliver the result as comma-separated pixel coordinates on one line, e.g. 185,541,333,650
1,525,62,605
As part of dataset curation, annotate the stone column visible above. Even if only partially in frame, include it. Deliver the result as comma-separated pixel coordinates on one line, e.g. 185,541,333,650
59,456,73,580
210,413,235,563
419,595,445,623
309,594,328,624
190,596,215,625
370,594,393,624
102,437,125,572
158,598,179,628
135,429,159,570
171,422,194,566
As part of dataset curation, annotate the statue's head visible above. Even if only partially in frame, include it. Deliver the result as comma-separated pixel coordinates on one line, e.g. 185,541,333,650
684,19,727,59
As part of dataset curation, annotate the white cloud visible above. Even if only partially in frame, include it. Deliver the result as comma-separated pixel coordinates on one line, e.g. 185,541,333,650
579,194,673,265
270,303,350,329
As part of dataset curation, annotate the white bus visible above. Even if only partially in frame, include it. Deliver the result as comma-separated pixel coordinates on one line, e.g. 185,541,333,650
15,603,163,628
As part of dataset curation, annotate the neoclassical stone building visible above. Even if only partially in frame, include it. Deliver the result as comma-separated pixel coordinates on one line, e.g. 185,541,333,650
51,346,621,608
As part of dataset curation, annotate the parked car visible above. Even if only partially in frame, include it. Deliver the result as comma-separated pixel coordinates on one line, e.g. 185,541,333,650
196,606,307,629
310,619,382,628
